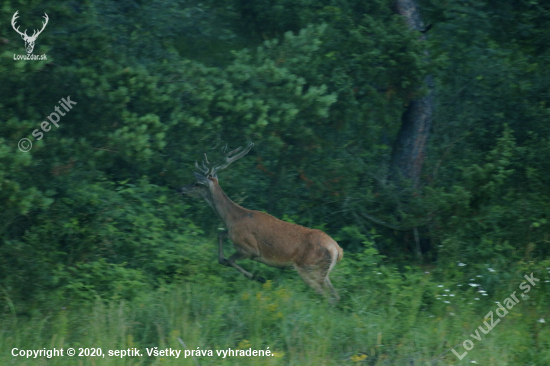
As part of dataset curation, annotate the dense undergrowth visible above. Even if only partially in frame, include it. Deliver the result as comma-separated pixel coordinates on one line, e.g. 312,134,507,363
1,241,549,365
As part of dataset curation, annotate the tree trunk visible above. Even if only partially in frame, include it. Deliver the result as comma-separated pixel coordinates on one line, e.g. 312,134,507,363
389,0,434,188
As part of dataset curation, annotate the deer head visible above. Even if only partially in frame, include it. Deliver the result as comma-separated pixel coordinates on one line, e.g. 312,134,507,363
12,11,49,54
179,143,254,204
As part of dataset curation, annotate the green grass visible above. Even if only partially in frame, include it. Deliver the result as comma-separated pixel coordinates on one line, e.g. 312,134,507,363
1,267,549,365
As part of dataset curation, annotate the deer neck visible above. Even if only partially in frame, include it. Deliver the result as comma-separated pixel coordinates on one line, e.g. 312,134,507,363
207,182,246,227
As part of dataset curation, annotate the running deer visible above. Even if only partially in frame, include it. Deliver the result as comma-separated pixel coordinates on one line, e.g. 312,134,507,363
179,143,343,303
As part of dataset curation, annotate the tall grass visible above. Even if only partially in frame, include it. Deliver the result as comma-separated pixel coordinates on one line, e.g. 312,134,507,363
1,268,548,365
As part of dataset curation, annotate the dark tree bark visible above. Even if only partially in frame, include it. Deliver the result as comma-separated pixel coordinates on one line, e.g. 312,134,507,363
389,0,434,188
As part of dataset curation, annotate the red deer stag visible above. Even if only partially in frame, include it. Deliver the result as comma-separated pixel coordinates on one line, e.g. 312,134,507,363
179,143,343,303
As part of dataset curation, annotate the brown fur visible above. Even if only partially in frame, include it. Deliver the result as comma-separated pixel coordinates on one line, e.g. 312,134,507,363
181,176,343,304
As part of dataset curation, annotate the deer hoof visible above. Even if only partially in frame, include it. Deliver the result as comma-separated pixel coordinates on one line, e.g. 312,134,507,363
254,275,266,283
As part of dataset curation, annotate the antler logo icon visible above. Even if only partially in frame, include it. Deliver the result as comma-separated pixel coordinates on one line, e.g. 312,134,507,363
11,11,49,54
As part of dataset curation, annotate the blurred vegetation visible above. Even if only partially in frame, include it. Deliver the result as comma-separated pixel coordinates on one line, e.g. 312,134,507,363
0,0,549,364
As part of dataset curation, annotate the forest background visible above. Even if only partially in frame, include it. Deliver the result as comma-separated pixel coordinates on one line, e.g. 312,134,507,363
0,0,549,365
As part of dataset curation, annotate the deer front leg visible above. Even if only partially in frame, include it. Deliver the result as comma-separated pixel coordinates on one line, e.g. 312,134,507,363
217,231,265,283
226,252,266,283
217,230,229,265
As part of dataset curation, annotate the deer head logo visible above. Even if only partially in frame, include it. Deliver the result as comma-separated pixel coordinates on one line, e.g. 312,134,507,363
11,11,49,54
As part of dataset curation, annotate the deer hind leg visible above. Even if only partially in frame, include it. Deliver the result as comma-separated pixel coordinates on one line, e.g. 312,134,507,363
296,266,326,298
296,246,340,304
323,245,340,303
323,276,339,304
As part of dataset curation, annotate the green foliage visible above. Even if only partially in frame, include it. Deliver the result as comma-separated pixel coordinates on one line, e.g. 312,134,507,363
333,226,381,290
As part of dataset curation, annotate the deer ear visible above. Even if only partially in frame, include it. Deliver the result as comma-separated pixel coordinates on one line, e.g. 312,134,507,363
193,171,210,185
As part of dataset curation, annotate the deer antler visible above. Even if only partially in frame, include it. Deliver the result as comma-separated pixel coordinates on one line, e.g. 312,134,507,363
194,153,211,175
194,143,254,178
210,143,254,177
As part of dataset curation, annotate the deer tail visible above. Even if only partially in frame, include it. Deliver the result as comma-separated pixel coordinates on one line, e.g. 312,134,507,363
336,244,343,262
